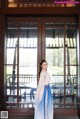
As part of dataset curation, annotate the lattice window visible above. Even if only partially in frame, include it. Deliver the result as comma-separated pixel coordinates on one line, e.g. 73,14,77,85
7,0,79,7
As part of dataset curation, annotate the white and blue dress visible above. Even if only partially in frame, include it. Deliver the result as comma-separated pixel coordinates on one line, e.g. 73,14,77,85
34,70,53,119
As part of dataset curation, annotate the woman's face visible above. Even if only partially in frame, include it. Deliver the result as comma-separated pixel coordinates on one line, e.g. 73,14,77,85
41,62,47,71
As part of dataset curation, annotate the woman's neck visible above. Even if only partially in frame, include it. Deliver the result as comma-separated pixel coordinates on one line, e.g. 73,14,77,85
42,69,47,72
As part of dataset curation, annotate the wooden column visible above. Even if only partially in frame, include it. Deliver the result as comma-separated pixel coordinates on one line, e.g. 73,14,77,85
0,15,6,110
77,14,80,116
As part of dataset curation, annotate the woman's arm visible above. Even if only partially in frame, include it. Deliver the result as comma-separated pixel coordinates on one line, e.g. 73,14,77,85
44,72,50,85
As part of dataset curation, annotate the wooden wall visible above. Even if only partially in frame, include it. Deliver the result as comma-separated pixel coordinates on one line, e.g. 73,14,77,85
0,15,5,109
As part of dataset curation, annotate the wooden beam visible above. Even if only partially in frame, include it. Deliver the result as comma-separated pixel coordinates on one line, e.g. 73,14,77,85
0,7,80,15
7,108,78,116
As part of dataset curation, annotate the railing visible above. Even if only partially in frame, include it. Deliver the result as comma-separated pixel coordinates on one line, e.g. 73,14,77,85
6,74,37,108
6,74,77,108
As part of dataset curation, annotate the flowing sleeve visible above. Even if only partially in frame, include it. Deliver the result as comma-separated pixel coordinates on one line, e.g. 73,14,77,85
35,72,45,106
35,71,51,108
44,72,50,85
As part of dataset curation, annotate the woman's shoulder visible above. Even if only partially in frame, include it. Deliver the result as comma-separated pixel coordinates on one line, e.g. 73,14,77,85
41,70,50,76
40,70,48,78
40,70,46,76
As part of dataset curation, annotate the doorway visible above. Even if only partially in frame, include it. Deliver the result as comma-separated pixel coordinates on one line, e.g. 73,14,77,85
5,17,78,110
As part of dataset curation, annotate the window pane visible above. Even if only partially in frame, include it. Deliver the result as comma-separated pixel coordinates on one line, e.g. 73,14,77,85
19,23,37,108
65,25,77,106
6,21,38,108
45,23,64,107
6,26,18,108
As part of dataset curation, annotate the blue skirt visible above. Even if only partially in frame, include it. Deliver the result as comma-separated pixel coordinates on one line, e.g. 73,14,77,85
34,85,53,119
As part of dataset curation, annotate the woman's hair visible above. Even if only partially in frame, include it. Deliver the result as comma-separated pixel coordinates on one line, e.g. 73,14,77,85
39,59,47,76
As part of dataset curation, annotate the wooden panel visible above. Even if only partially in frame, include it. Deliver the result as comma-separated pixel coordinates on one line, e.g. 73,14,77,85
0,15,5,110
7,0,80,8
7,108,78,116
0,7,80,15
1,0,6,8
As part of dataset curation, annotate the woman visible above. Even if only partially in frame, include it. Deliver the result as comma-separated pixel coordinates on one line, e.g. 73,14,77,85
34,60,53,119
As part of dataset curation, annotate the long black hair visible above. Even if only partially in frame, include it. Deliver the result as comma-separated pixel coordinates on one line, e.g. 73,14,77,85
39,59,47,76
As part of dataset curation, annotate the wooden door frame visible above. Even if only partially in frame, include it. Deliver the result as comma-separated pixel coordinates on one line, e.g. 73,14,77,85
0,15,79,117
